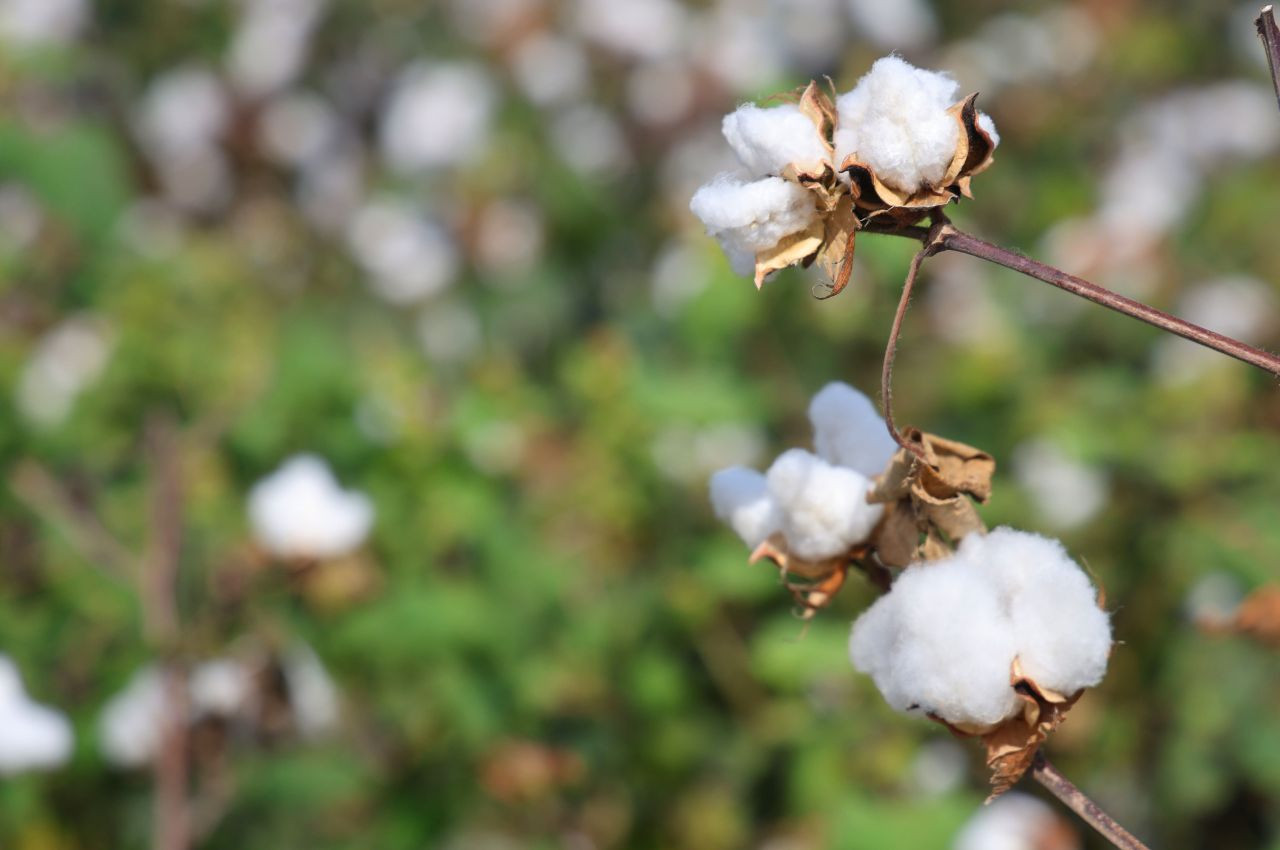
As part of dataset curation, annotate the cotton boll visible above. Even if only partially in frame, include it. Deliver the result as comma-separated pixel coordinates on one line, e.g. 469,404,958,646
16,316,113,427
721,103,831,178
509,32,589,107
248,455,374,559
283,644,339,736
709,466,780,548
952,791,1080,850
346,199,458,305
0,656,72,774
807,382,897,477
766,449,882,561
958,528,1111,695
1011,439,1108,531
689,174,818,263
850,557,1020,727
189,659,253,718
379,62,496,174
225,0,326,97
0,0,86,47
574,0,686,61
845,0,937,50
100,667,164,768
834,56,960,194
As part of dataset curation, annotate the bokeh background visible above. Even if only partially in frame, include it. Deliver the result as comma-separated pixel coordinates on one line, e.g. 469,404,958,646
1,0,1279,847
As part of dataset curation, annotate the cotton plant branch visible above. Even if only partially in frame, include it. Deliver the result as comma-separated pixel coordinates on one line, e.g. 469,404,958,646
1030,751,1151,850
142,413,192,850
1257,6,1280,113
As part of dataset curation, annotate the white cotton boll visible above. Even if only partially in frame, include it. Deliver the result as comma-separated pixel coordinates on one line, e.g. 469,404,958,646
283,644,339,736
0,656,72,774
766,449,882,561
958,528,1111,695
509,32,589,107
845,0,937,50
226,0,326,97
721,103,831,178
850,558,1021,726
574,0,686,61
834,56,960,194
257,92,338,168
1011,439,1108,531
189,659,253,718
99,666,164,768
135,67,229,158
0,0,85,47
709,466,780,548
548,104,631,177
379,62,495,174
807,381,897,477
689,174,817,262
346,199,458,305
248,454,374,559
952,791,1079,850
16,316,113,427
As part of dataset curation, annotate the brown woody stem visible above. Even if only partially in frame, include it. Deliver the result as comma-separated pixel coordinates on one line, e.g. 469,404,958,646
1257,6,1280,114
1031,751,1151,850
871,224,1280,378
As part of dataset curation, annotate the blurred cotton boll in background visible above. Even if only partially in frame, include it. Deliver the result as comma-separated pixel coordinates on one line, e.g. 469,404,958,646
573,0,686,61
951,792,1080,850
508,32,590,108
845,0,936,50
549,103,632,177
0,0,86,47
0,656,72,774
16,316,113,427
134,66,233,214
1011,439,1108,531
248,455,374,560
1151,277,1277,386
225,0,327,98
379,62,496,174
283,643,340,737
347,199,459,305
256,91,340,169
99,666,164,768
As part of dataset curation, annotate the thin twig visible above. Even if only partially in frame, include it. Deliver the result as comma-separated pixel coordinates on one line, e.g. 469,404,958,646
1031,751,1151,850
8,460,135,580
880,219,951,458
1257,6,1280,113
865,222,1280,377
940,230,1280,377
142,414,190,850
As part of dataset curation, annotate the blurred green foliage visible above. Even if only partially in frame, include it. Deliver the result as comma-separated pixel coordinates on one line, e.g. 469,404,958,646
0,1,1278,849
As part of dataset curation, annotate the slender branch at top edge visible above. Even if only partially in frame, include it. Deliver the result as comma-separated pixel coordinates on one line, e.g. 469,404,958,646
1031,751,1151,850
868,223,1280,378
1257,6,1280,114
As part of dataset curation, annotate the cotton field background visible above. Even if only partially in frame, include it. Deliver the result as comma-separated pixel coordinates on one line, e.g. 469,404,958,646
1,0,1279,847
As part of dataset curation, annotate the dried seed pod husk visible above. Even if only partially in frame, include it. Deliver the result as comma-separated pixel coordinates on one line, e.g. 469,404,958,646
869,429,995,567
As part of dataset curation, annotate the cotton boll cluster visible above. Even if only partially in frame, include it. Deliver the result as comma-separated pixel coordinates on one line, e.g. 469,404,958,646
951,791,1080,850
709,382,892,560
833,57,961,195
134,67,233,214
0,656,72,774
248,455,375,560
100,647,340,768
379,62,496,175
850,528,1110,728
689,55,997,285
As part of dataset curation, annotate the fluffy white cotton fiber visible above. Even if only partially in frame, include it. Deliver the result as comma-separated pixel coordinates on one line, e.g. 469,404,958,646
709,466,780,548
957,529,1111,695
807,381,897,477
765,449,882,561
833,56,961,194
850,528,1111,728
689,173,818,261
721,102,831,178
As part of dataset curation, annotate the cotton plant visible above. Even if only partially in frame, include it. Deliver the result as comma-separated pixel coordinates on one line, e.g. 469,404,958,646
689,56,998,289
683,44,1280,847
0,655,73,775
